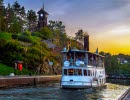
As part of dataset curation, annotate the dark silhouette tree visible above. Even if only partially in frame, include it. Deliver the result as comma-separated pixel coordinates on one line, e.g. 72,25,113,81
75,29,84,41
10,1,26,33
27,9,37,31
0,0,6,31
48,20,66,34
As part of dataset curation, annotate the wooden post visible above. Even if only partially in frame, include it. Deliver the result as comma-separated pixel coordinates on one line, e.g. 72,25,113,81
34,78,36,86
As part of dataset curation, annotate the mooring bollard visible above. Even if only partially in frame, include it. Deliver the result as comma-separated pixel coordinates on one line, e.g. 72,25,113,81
34,78,36,86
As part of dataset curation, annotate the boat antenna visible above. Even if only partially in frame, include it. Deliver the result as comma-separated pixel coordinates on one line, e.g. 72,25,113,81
96,47,98,54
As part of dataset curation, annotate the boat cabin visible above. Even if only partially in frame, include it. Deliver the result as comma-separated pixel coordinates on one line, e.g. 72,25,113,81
62,48,104,68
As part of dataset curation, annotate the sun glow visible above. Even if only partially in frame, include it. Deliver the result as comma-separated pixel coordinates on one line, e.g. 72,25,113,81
90,26,130,55
109,26,130,35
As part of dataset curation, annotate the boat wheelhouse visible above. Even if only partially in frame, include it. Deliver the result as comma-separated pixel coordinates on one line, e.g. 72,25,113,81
60,48,106,88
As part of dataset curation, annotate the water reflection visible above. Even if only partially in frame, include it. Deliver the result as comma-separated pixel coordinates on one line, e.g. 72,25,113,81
0,80,129,100
59,88,103,100
107,79,130,86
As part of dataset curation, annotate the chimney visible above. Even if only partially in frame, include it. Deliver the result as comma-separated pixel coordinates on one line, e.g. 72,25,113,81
84,34,89,51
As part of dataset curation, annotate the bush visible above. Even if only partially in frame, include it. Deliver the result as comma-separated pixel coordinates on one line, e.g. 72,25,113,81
0,38,7,47
1,41,24,66
32,32,41,37
22,30,31,36
12,34,18,39
0,32,12,41
18,35,32,42
40,27,53,40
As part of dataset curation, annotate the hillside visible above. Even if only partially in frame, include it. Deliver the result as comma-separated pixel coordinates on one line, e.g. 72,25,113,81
0,31,59,75
0,27,83,75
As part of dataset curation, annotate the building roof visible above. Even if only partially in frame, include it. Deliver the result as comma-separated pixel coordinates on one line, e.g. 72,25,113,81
37,8,49,15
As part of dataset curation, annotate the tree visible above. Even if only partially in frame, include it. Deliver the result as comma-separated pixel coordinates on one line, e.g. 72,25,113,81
8,15,23,33
10,1,26,33
75,29,84,41
27,9,37,31
48,20,66,34
0,0,6,32
6,3,15,32
40,27,53,40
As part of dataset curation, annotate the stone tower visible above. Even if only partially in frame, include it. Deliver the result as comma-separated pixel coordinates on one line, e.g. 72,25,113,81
37,4,49,29
84,34,89,51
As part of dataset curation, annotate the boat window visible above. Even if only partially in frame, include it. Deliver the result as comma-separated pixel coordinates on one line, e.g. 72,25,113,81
92,70,95,76
68,69,74,76
84,70,87,76
95,71,97,76
64,69,67,75
88,70,90,76
74,69,78,75
78,69,82,76
93,71,95,76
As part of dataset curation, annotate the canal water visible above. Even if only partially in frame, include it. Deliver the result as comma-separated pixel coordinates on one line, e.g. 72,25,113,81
0,79,129,100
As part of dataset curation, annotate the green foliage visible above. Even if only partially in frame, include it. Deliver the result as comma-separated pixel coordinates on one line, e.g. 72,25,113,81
48,20,66,34
31,36,41,45
0,0,6,32
99,51,130,75
0,38,7,47
6,1,26,33
12,34,18,39
75,29,84,41
27,9,37,31
0,63,34,75
8,16,23,33
0,32,12,41
22,30,31,36
40,27,53,40
18,34,32,42
0,1,67,75
31,31,41,37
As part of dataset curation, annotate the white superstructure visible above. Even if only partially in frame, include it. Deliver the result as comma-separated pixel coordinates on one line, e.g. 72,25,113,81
60,49,106,88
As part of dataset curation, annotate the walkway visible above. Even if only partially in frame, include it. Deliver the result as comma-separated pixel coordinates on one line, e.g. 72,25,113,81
0,75,61,88
118,88,130,100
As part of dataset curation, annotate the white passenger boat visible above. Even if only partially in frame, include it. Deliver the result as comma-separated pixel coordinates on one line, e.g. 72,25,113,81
60,35,106,88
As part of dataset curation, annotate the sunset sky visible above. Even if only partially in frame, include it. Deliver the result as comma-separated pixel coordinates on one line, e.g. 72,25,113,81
4,0,130,55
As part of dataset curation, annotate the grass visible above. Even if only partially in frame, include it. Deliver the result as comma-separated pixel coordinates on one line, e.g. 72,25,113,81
0,63,34,76
0,32,12,41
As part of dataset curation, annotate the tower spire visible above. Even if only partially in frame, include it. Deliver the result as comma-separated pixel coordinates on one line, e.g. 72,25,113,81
42,2,44,9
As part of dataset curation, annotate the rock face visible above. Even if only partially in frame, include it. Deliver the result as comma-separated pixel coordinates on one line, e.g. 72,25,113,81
36,58,62,75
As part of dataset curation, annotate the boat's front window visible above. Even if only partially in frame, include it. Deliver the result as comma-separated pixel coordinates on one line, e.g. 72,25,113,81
64,69,67,75
83,70,91,76
88,70,91,76
68,69,74,75
63,69,82,76
84,70,87,76
77,69,82,76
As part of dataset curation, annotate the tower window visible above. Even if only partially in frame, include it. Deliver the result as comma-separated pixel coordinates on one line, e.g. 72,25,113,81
40,14,43,17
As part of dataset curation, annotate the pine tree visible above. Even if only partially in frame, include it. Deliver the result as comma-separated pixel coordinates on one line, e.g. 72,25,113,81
27,9,37,31
0,0,6,32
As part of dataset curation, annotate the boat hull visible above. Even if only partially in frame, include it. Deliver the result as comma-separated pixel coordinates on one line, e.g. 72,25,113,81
61,84,106,89
60,80,105,89
61,85,92,89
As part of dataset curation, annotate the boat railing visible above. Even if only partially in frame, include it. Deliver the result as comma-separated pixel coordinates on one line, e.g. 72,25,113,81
63,60,86,67
63,59,104,68
88,60,104,67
